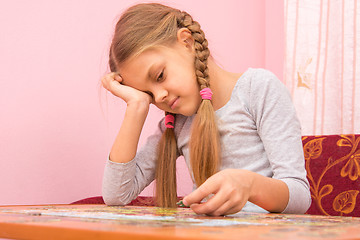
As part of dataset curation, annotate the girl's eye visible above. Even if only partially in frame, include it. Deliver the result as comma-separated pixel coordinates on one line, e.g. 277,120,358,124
157,70,164,82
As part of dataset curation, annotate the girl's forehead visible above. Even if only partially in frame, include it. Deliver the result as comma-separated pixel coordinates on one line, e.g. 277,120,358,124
118,43,186,85
118,49,164,87
120,44,180,74
120,49,162,74
125,43,181,65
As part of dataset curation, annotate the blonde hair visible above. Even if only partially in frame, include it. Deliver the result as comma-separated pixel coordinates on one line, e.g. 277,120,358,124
109,3,221,208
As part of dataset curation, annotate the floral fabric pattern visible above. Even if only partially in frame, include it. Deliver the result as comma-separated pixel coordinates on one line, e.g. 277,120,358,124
304,134,360,216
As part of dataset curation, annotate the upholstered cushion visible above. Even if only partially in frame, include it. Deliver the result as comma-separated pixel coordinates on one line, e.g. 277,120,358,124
304,134,360,217
71,196,105,205
71,196,185,207
71,196,154,206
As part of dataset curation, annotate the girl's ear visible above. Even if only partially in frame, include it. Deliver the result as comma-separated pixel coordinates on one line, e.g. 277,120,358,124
177,28,194,51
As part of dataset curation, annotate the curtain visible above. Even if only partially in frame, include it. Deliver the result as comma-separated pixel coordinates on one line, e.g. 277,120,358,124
284,0,360,135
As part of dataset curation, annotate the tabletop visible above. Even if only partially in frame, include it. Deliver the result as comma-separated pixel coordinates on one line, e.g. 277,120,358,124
0,204,360,240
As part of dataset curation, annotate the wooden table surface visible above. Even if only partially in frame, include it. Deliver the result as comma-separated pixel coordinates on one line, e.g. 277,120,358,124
0,204,360,240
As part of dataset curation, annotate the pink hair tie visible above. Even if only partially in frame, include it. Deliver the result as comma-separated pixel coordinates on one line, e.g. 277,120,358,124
165,114,175,129
200,88,213,100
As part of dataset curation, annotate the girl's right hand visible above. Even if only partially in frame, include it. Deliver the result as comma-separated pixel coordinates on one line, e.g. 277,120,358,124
102,72,152,164
101,72,153,106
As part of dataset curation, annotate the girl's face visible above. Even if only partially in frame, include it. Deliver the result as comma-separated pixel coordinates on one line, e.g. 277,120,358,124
118,41,202,116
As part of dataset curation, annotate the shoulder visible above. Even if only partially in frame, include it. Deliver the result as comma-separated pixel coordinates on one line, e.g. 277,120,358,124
231,68,283,94
234,68,293,118
230,68,286,104
241,68,289,98
241,68,283,87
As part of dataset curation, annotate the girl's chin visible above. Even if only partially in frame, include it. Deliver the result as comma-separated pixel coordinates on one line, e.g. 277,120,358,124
177,108,198,117
156,104,197,116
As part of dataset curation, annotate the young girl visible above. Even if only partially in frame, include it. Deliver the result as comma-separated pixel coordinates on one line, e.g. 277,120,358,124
101,3,311,216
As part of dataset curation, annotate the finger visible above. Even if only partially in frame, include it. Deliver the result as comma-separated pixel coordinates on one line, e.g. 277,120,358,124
114,73,122,82
182,177,221,207
221,200,246,216
189,188,228,215
216,189,248,216
209,198,246,216
101,75,110,90
101,72,116,90
191,198,245,216
207,200,233,216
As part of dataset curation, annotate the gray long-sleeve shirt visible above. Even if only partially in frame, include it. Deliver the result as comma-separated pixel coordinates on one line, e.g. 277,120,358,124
102,68,311,214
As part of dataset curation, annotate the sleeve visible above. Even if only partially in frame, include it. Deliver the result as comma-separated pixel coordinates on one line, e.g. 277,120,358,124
102,119,166,206
249,69,311,214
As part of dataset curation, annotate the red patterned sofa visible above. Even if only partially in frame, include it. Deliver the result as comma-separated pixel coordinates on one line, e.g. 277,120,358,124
73,134,360,217
303,134,360,217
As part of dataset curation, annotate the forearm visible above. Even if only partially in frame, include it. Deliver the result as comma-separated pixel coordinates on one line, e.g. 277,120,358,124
249,172,289,213
109,102,149,163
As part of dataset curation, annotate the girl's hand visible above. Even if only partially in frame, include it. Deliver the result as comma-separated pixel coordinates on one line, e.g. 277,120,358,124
182,169,255,216
101,72,153,106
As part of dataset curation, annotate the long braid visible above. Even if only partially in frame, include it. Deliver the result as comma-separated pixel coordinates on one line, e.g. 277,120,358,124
178,12,221,187
180,13,210,89
155,112,178,208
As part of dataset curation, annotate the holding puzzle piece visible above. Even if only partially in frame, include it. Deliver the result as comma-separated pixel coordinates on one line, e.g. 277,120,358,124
176,200,190,208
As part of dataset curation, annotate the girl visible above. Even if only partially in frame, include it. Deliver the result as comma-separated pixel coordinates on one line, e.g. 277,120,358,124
101,3,311,216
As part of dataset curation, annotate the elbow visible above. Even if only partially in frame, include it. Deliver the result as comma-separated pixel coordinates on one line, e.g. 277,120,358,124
281,179,312,214
102,185,135,206
282,196,311,214
303,190,312,213
294,194,312,214
103,196,124,206
102,193,132,206
102,167,141,206
299,182,312,214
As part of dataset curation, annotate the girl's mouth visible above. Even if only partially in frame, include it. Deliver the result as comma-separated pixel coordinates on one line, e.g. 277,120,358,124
170,97,179,110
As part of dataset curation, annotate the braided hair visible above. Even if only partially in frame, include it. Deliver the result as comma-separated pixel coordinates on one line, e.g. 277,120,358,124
109,3,221,208
178,11,220,193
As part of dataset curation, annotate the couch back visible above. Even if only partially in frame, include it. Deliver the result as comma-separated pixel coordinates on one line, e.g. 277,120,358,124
304,134,360,217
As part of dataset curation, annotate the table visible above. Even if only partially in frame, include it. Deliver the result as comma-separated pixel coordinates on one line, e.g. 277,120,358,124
0,204,360,240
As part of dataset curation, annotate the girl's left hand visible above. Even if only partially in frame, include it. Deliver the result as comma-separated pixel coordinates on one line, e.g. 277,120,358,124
182,169,255,216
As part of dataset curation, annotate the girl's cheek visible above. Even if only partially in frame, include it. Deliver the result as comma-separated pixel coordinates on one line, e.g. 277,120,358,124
155,103,168,112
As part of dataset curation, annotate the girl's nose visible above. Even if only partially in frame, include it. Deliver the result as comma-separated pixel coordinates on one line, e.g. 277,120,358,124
153,88,168,103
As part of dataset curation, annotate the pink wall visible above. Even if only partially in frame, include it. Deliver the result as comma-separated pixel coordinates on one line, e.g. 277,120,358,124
0,0,283,205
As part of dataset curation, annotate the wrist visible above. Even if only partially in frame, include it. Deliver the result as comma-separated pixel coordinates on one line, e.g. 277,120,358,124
246,170,260,204
231,169,257,202
126,100,150,112
247,171,289,212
